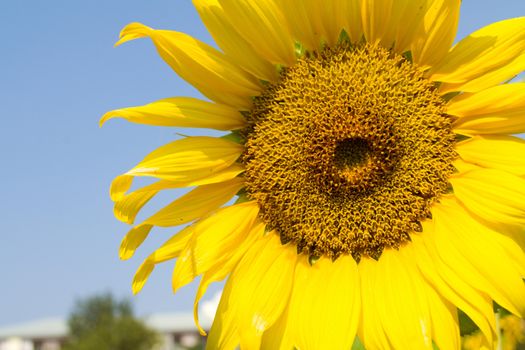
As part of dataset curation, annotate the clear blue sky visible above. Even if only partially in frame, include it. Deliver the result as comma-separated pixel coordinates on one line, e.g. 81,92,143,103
0,0,524,326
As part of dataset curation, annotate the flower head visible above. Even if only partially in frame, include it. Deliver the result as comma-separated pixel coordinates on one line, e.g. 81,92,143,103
103,1,525,349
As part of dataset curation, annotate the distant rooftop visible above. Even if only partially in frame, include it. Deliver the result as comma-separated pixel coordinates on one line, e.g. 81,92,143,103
145,313,211,334
0,318,66,340
0,313,212,340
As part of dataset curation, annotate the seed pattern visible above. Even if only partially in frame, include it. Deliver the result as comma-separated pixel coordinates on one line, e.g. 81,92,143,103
242,44,457,261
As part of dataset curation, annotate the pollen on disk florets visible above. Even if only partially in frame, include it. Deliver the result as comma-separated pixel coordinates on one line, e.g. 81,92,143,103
242,43,457,261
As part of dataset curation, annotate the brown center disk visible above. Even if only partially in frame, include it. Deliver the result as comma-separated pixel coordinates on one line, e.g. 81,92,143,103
242,44,457,261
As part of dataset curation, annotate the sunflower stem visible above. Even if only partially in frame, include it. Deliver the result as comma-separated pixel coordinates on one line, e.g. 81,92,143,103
495,311,503,350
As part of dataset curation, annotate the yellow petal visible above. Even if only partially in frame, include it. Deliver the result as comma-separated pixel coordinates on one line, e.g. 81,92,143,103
120,221,196,263
490,225,525,278
410,0,460,68
359,251,433,350
392,0,428,53
222,235,297,349
425,285,460,350
278,0,346,50
131,225,194,294
193,0,278,82
113,187,160,225
453,158,480,174
135,163,245,192
312,0,347,47
119,223,153,260
109,175,133,201
455,135,525,175
205,234,300,350
147,226,195,264
361,0,394,47
412,230,496,345
193,222,265,336
433,199,525,316
360,0,429,52
126,136,243,182
450,168,525,226
131,260,155,295
172,201,259,292
431,17,525,93
206,276,240,350
217,0,296,65
358,257,391,350
112,164,244,225
287,255,359,350
278,0,363,50
362,0,431,51
116,22,261,109
341,0,364,44
144,177,244,227
449,83,525,135
100,97,246,130
277,0,322,51
504,225,525,256
260,306,293,350
397,239,461,350
193,269,223,336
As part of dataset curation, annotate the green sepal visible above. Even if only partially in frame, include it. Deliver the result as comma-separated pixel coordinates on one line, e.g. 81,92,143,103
351,336,366,350
338,29,351,45
441,91,461,102
455,133,470,142
221,130,244,144
234,189,250,204
402,50,413,63
294,41,306,58
276,63,286,74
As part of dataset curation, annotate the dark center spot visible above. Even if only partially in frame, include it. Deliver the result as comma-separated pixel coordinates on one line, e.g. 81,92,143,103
334,137,372,170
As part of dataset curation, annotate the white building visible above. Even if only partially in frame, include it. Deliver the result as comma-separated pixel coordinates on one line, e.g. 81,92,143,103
0,313,212,350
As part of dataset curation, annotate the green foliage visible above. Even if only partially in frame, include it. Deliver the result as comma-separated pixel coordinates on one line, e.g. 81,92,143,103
458,309,479,336
63,293,159,350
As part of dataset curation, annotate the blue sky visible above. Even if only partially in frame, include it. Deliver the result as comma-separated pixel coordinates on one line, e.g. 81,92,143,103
0,0,524,326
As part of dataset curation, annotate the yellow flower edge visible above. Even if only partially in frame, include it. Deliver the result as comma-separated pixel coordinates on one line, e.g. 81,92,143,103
103,1,525,349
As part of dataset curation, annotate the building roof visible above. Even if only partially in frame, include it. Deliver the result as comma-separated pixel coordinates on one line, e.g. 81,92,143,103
145,313,212,333
0,318,66,340
0,313,212,340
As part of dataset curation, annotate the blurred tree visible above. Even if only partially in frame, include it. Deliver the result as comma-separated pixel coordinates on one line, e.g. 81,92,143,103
62,293,159,350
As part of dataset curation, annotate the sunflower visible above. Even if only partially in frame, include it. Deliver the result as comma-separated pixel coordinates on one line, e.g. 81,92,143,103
102,1,525,349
